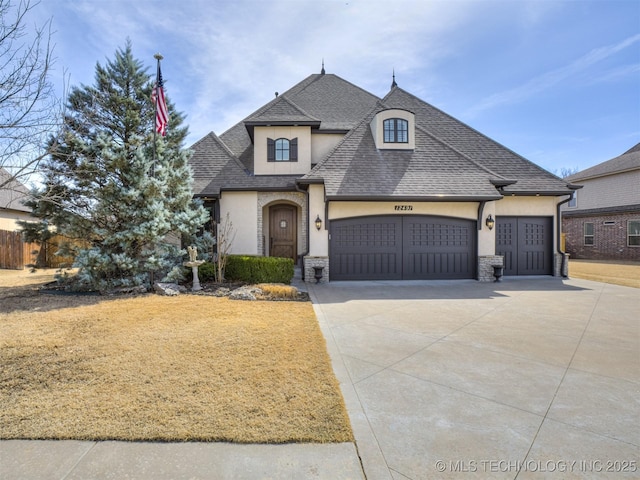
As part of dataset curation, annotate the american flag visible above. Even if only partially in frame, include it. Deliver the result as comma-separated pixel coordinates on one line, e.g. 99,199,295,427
152,64,169,136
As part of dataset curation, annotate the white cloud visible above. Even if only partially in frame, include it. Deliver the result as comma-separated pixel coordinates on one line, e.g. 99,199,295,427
465,33,640,118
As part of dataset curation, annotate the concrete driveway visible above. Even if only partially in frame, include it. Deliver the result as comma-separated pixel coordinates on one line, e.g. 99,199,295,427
309,277,639,479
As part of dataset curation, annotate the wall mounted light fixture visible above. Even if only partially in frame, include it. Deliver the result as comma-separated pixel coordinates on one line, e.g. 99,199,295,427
315,215,322,231
485,214,495,230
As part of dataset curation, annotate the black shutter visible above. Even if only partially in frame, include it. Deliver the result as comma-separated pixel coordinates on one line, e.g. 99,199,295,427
290,138,298,162
267,138,275,162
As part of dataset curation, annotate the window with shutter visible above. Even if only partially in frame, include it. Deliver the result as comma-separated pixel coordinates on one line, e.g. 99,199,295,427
267,138,275,162
268,137,298,162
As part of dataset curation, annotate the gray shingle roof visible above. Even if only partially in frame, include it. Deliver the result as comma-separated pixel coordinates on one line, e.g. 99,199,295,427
189,132,300,196
304,106,503,200
566,142,640,181
190,73,576,199
245,95,320,125
381,87,574,195
0,168,31,212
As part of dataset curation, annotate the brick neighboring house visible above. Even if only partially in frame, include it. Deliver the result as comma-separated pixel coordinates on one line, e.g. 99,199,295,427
562,143,640,261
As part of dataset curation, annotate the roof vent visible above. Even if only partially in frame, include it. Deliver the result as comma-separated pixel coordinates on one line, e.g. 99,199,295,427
275,92,278,98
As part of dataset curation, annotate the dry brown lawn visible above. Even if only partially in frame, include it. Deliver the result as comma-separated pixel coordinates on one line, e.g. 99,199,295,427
569,259,640,289
0,270,352,443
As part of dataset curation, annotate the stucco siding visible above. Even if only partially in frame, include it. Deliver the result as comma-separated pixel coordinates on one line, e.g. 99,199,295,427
495,196,559,216
308,184,328,256
219,191,258,255
0,210,34,231
311,133,344,165
253,126,312,175
328,201,478,220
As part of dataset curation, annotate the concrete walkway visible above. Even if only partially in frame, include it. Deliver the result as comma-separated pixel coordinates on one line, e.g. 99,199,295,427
309,277,639,479
2,277,638,479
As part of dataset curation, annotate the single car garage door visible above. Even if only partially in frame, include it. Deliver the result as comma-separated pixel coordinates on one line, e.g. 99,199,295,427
496,216,553,276
330,215,476,280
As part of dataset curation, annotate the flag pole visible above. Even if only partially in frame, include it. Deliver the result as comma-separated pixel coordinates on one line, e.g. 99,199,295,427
152,53,163,177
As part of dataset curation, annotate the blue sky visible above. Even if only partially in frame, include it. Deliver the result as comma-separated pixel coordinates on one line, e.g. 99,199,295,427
32,0,639,174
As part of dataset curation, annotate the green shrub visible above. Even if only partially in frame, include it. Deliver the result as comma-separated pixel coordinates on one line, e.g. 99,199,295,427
225,255,294,284
197,261,216,282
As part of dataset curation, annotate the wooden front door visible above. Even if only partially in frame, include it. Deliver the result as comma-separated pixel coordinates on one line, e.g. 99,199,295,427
269,205,297,260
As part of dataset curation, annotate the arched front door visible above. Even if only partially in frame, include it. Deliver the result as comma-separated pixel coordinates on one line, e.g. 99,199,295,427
269,204,297,260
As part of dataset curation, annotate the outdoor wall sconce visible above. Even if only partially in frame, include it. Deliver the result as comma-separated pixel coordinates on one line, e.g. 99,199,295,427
485,214,495,230
315,215,322,231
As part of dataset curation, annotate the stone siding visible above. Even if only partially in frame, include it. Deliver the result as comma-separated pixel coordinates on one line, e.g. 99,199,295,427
257,192,308,257
478,255,503,282
304,256,329,284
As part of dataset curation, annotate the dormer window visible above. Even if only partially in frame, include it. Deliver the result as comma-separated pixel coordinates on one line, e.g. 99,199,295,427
370,109,415,150
383,118,408,143
268,137,298,162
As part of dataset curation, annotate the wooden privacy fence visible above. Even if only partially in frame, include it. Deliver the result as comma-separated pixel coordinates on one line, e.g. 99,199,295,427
0,230,39,270
0,230,78,270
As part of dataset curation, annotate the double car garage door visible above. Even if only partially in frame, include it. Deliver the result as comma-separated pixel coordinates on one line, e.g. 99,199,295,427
329,215,553,281
330,216,476,280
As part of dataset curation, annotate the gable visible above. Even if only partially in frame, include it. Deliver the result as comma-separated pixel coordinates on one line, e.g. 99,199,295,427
0,169,31,213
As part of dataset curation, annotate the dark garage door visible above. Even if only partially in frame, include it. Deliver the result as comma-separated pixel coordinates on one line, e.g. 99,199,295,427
496,216,553,275
330,215,476,280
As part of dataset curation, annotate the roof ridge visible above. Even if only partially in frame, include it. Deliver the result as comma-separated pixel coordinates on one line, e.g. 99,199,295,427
385,87,568,183
220,74,324,138
247,94,321,123
193,131,250,175
278,95,321,122
289,73,381,103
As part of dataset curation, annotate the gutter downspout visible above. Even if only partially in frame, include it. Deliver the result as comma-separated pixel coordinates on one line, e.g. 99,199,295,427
557,196,572,278
295,182,310,282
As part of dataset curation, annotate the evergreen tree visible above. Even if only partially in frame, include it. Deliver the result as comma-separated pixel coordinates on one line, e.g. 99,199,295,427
23,41,208,291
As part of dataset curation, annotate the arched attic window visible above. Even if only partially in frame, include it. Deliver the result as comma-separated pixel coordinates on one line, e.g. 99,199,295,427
267,138,298,162
383,118,408,143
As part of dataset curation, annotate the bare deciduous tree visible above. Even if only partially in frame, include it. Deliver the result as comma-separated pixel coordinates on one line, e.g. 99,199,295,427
215,213,236,282
0,0,61,189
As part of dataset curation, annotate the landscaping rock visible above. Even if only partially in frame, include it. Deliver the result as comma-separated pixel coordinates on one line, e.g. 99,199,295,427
107,285,149,295
154,282,185,296
229,285,263,301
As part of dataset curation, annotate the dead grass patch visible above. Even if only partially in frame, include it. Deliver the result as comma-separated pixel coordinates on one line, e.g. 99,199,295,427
256,283,299,300
569,259,640,289
0,271,352,443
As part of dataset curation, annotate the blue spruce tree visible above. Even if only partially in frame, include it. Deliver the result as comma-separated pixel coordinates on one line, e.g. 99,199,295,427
24,41,208,291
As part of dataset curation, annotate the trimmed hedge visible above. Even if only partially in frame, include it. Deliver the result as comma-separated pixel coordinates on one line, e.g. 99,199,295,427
225,255,294,284
197,262,216,282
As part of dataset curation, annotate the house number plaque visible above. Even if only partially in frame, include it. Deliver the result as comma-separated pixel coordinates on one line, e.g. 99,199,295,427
394,205,413,211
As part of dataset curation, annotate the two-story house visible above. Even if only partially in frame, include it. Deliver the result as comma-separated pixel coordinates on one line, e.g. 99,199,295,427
562,143,640,261
189,70,578,282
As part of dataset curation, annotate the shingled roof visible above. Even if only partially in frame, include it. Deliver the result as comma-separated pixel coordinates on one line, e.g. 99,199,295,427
380,87,573,195
0,168,31,212
566,142,640,182
189,72,576,199
303,104,505,200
